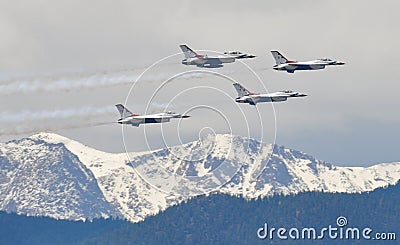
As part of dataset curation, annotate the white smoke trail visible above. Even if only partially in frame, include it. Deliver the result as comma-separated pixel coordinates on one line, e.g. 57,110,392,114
0,106,115,123
0,121,114,136
0,101,183,136
0,106,116,136
0,74,136,95
0,70,217,95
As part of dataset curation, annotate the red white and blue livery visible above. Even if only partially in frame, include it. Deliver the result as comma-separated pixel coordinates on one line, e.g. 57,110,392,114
116,104,190,127
180,44,235,68
233,83,307,106
271,50,345,73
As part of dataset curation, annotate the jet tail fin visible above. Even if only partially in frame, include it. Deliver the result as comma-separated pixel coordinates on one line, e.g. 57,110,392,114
233,83,252,97
115,104,133,119
271,50,290,65
179,44,199,58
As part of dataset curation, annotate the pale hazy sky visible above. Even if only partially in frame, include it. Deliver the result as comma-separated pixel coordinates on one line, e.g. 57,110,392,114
0,1,399,166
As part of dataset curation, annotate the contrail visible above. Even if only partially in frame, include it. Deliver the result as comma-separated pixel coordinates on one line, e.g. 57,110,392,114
0,106,116,136
0,74,136,95
0,101,184,136
0,106,115,122
0,70,216,95
0,121,115,136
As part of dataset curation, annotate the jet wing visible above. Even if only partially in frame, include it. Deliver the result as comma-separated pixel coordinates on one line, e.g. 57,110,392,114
269,95,288,102
127,115,172,124
141,114,172,123
128,117,145,124
286,63,325,70
248,95,265,104
203,57,223,64
284,64,299,69
127,115,160,124
253,94,287,102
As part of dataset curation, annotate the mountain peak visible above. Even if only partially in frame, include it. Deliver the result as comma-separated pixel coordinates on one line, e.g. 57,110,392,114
0,133,399,222
0,134,121,221
30,131,68,141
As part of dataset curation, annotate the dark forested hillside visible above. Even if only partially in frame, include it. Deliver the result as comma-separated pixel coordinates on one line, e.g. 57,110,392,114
0,182,398,245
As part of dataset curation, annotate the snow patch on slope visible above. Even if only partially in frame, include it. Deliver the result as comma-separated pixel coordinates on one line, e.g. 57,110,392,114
0,132,399,223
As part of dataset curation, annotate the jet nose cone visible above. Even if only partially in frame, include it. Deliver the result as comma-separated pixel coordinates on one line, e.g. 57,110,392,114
298,93,307,97
182,115,191,118
337,61,345,65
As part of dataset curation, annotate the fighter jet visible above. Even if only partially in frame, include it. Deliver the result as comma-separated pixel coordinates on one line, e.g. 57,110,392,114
180,44,235,68
224,51,256,59
233,83,307,105
115,104,190,127
271,50,345,73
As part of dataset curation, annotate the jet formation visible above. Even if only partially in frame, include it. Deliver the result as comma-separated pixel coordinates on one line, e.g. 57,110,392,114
271,50,345,73
116,46,345,125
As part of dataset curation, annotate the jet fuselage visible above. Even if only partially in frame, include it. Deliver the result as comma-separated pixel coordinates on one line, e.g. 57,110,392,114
180,44,235,68
116,104,190,127
271,51,345,73
235,91,307,105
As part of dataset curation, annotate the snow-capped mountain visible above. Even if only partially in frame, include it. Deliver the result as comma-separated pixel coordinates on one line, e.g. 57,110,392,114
0,132,399,223
0,136,121,220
